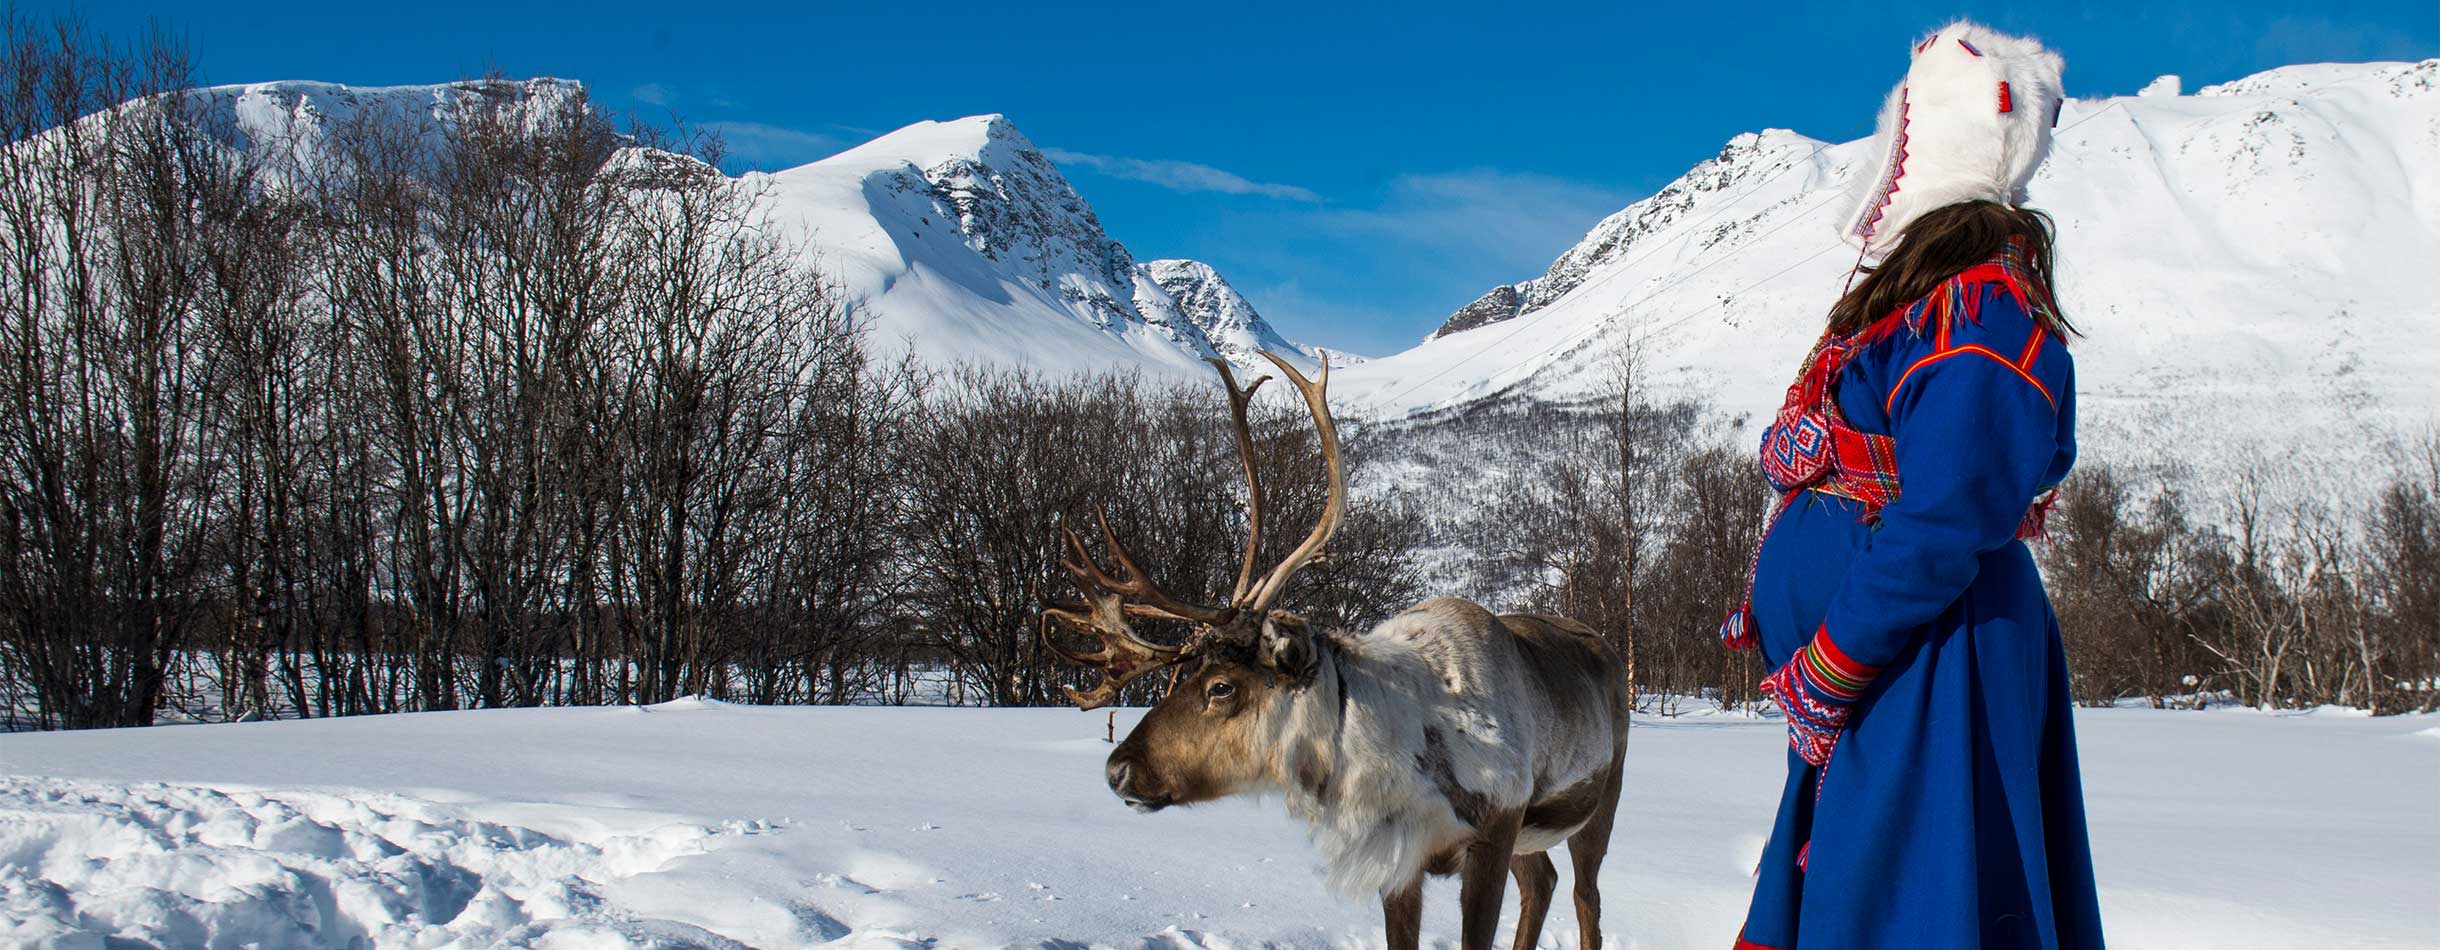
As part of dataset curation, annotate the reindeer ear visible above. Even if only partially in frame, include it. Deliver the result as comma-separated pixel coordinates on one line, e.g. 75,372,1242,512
1258,616,1318,682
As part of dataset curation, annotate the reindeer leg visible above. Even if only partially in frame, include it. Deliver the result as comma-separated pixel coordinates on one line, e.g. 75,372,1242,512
1509,851,1558,950
1566,763,1625,949
1459,810,1523,950
1383,874,1425,950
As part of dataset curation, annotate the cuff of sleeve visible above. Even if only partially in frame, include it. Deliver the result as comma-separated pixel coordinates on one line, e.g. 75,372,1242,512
1796,623,1880,702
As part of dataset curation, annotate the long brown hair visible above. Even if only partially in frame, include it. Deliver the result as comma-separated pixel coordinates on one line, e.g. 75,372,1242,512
1827,201,2075,337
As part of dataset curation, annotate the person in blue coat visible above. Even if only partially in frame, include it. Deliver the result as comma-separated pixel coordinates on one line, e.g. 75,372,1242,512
1723,21,2106,950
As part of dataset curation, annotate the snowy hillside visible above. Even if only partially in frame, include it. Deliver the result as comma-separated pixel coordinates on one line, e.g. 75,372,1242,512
187,82,1322,379
2,703,2432,948
1342,60,2440,501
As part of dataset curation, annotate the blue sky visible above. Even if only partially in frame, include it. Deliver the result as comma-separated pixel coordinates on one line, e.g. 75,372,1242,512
38,1,2438,354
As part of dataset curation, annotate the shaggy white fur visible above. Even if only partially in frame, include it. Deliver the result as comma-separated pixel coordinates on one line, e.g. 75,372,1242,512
1260,599,1625,897
1841,20,2068,260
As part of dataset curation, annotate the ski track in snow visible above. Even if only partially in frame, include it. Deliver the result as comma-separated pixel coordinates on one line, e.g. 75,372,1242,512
1,700,2434,949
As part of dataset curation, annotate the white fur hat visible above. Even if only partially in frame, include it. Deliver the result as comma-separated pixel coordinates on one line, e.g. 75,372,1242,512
1840,21,2067,260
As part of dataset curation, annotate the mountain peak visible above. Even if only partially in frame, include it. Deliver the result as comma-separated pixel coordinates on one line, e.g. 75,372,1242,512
1423,126,1827,342
1140,259,1321,371
815,113,1040,175
746,110,1320,376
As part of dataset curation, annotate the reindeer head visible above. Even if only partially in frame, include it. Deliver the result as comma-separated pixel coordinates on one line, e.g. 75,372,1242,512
1040,351,1343,812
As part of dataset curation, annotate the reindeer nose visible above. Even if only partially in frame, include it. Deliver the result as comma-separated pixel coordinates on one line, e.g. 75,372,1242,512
1105,755,1166,812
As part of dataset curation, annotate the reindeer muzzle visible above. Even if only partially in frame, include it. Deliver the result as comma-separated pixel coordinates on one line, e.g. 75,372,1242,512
1106,759,1170,813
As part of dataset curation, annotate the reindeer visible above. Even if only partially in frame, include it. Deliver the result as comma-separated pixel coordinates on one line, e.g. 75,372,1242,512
1041,352,1632,950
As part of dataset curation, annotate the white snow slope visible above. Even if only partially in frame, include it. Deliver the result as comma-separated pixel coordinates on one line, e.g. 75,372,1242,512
3,703,2432,948
1340,61,2440,500
187,81,1322,380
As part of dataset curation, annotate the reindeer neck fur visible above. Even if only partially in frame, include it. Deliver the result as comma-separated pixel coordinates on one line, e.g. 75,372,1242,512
1255,598,1537,898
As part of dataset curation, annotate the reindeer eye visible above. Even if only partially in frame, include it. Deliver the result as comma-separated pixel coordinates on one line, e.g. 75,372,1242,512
1206,679,1236,701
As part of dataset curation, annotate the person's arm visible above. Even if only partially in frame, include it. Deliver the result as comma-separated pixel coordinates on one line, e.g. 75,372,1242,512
1764,335,2062,764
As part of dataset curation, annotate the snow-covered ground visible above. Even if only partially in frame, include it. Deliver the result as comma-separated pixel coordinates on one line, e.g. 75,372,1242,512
2,702,2432,949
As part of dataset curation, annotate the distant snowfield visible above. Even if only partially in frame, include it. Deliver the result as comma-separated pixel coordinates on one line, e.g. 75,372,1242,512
1,703,2432,949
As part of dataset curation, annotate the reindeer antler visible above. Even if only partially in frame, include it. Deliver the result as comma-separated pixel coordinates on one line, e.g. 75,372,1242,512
1040,510,1234,710
1063,511,1238,627
1039,350,1344,710
1040,586,1185,710
1243,351,1344,617
1205,358,1271,605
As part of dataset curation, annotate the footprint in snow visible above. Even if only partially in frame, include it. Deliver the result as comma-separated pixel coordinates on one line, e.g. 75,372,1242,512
811,872,879,895
782,903,852,943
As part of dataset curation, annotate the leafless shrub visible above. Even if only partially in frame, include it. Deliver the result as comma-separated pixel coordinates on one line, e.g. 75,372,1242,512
2039,453,2439,714
0,20,239,728
894,368,1427,707
1399,350,1769,714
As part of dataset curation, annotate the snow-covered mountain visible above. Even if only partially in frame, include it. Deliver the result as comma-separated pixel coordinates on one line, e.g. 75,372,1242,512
1140,258,1333,367
1341,60,2440,502
746,114,1323,377
184,81,1322,379
192,77,593,157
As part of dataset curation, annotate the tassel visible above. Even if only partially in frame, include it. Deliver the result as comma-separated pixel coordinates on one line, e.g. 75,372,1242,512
1900,254,2027,339
1719,607,1759,650
1797,743,1837,873
2018,488,2061,540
